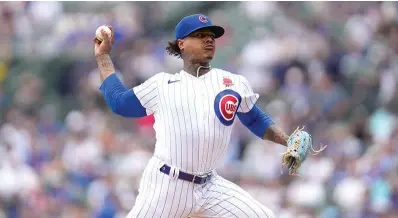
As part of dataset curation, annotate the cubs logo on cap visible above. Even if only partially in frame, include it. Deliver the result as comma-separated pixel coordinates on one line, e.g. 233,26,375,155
175,14,225,39
214,90,241,126
199,15,208,23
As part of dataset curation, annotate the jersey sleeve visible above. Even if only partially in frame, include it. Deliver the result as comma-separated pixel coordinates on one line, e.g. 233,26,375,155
237,75,260,113
133,73,164,115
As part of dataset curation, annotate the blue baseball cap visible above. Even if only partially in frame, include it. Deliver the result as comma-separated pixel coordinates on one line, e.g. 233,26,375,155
175,14,225,40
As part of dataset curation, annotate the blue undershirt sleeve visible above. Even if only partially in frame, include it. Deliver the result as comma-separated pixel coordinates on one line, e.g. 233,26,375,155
237,105,275,139
99,73,147,118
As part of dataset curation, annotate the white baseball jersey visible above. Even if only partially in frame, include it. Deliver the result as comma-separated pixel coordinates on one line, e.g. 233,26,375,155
133,68,258,174
127,68,276,218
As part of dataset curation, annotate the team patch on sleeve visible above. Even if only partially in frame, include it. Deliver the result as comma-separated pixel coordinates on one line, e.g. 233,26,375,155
214,89,242,126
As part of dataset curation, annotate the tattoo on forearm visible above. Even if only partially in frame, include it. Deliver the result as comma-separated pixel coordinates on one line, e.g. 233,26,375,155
96,54,115,82
274,130,289,146
264,125,289,146
101,62,112,68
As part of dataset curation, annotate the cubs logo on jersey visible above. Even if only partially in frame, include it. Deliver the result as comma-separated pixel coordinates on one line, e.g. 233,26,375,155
214,89,241,126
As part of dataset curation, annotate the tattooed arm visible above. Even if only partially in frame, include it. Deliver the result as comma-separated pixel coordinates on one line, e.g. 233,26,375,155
263,124,289,147
94,25,116,82
93,26,148,118
237,105,289,146
96,54,116,82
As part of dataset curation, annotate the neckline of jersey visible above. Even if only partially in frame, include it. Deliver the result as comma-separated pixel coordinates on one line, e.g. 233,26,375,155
180,68,214,80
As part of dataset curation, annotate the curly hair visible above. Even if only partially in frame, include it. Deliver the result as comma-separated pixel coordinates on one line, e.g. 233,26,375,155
165,40,182,58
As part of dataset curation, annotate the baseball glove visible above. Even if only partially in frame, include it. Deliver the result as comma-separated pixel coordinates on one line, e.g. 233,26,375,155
281,126,327,176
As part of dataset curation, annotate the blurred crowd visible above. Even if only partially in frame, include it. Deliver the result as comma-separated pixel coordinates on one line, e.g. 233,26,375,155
1,1,398,218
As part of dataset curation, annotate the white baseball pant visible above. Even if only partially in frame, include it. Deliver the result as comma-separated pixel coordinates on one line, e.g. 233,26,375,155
126,156,276,218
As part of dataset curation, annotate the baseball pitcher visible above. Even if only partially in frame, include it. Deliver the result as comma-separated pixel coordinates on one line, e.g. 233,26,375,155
94,14,324,218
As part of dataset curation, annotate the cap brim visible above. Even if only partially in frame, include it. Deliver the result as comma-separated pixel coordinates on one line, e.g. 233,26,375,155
186,25,225,39
206,25,225,38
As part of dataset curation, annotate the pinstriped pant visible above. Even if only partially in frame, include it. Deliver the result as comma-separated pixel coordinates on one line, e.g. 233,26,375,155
127,156,276,218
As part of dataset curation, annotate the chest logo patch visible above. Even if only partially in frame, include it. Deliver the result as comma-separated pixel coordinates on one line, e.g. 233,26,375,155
214,89,241,126
223,77,233,87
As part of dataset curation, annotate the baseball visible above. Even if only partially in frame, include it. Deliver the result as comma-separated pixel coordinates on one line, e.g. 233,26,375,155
95,25,112,41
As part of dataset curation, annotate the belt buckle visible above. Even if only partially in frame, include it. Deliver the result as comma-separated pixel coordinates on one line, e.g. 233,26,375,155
193,173,212,184
201,174,210,184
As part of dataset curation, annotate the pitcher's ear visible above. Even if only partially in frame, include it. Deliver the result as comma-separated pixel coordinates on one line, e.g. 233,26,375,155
178,39,184,51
